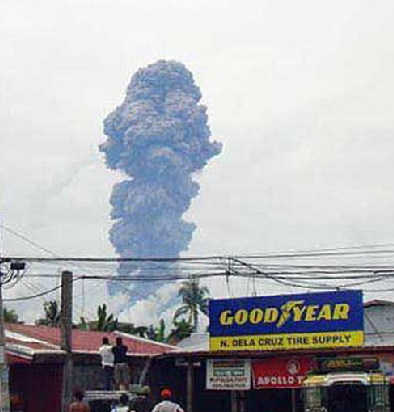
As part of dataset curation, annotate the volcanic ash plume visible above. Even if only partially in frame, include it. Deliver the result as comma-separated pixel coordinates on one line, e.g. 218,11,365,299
100,60,222,298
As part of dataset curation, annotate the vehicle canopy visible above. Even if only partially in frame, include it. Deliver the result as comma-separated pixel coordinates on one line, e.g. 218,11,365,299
302,358,391,412
303,371,389,387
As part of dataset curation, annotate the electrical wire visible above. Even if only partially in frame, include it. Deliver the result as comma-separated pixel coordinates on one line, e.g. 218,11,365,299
1,222,394,301
2,269,393,303
4,278,82,302
4,284,63,302
0,224,58,257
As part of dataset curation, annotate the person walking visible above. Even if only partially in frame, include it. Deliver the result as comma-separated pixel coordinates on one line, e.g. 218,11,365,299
152,388,184,412
129,386,154,412
111,393,130,412
112,337,130,391
69,390,91,412
99,337,115,390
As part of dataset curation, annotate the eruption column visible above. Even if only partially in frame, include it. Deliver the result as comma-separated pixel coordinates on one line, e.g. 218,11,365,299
100,60,222,299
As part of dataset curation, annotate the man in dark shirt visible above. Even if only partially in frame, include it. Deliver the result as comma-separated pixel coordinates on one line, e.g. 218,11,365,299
112,337,130,390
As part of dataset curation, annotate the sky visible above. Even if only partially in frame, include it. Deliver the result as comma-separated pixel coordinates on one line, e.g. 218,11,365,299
1,0,394,325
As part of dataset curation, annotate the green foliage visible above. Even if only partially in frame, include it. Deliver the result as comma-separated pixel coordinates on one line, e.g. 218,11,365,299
3,307,19,324
156,319,166,343
137,319,167,342
167,319,194,344
78,316,89,331
76,304,118,331
75,276,210,347
174,277,210,332
97,303,118,331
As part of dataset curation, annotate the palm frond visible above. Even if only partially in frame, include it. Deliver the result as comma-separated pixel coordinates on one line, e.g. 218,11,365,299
174,305,189,319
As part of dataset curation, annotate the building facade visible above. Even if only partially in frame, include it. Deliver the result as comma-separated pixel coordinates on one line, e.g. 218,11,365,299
150,300,394,412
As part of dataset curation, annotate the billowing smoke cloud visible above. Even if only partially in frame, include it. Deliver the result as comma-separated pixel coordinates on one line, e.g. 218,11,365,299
100,60,222,299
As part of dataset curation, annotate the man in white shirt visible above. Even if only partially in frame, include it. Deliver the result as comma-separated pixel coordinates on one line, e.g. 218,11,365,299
152,388,184,412
99,337,114,390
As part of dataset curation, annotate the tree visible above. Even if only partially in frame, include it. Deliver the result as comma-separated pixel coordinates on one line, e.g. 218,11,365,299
3,307,19,324
78,316,89,331
147,325,156,341
143,319,167,342
76,305,117,331
156,319,166,343
36,300,61,326
174,277,210,332
96,304,117,331
167,319,194,345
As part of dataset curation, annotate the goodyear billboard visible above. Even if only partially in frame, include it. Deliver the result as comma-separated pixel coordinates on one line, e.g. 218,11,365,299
209,290,364,351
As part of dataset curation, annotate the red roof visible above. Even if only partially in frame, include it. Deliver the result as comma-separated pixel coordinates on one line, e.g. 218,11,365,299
5,323,176,356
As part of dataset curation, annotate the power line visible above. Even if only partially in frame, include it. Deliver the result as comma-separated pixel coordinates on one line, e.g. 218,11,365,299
0,224,58,257
3,274,392,304
8,248,394,264
3,278,82,302
5,256,223,263
9,263,394,295
4,284,62,302
1,222,394,295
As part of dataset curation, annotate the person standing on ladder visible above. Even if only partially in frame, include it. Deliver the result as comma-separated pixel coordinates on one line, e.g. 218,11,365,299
99,337,115,390
112,337,130,391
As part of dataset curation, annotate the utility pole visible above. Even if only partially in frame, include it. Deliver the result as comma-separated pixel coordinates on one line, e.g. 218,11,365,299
291,388,297,412
61,270,73,412
230,390,237,412
187,359,193,412
0,281,10,412
0,259,25,412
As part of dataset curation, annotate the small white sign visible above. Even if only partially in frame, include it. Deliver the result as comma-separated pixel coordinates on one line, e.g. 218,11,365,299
206,359,251,390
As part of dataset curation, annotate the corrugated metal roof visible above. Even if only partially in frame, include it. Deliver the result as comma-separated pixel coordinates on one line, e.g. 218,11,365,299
5,323,176,358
